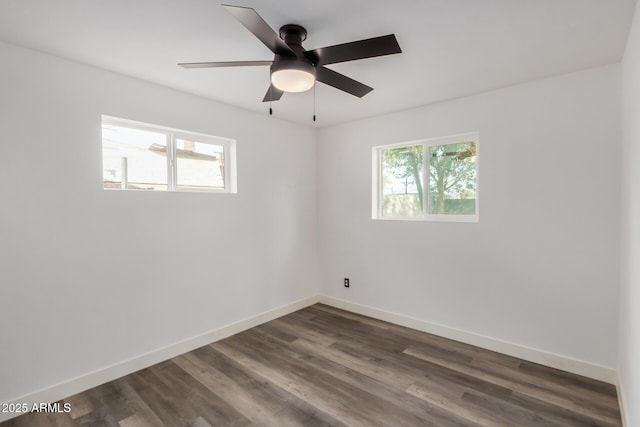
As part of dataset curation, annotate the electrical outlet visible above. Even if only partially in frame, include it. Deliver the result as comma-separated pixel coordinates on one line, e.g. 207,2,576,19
344,278,350,288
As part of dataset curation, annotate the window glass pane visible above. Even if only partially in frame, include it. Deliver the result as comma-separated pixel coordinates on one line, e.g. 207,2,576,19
102,125,168,190
381,145,424,217
428,141,477,215
176,139,225,190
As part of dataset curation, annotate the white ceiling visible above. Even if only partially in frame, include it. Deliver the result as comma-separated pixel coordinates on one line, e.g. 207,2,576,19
0,0,636,127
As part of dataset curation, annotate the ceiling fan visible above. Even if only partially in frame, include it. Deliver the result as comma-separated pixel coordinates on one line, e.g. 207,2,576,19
179,4,402,103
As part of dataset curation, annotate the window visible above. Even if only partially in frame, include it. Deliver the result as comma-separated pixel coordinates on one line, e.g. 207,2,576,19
101,116,236,193
373,133,478,221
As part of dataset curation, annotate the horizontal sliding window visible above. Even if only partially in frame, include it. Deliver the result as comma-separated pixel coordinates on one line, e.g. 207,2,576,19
373,133,479,222
102,116,236,193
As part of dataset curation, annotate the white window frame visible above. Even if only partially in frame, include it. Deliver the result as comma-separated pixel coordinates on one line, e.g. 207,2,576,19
102,116,237,193
372,132,479,222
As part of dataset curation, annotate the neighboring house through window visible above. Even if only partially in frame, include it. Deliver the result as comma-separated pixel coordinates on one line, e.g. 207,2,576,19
101,116,236,193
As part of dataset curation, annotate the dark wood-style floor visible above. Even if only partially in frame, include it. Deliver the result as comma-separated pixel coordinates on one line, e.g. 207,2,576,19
3,304,622,426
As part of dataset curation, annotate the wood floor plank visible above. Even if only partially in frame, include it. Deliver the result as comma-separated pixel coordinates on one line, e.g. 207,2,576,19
212,340,380,427
173,352,285,427
518,359,618,397
469,356,620,411
125,367,216,426
175,349,342,427
459,389,560,427
332,339,515,401
219,327,475,427
109,379,167,427
4,411,74,427
63,393,93,421
292,337,415,390
148,360,251,427
247,331,476,427
503,390,621,427
117,413,155,427
214,337,404,427
403,345,621,425
269,317,337,346
186,417,212,427
405,382,512,427
73,381,135,426
2,304,622,427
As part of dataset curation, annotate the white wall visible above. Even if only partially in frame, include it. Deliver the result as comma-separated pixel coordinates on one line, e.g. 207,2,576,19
0,41,318,403
620,1,640,424
0,34,626,412
317,65,621,369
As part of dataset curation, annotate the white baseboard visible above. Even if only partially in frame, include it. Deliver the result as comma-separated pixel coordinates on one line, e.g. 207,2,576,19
617,371,630,427
317,296,618,384
0,295,320,423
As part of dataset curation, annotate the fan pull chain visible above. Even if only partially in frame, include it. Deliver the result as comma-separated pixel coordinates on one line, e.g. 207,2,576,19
312,84,316,122
269,83,273,116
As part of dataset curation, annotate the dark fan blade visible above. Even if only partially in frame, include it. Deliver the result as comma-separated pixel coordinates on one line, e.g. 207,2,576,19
262,84,284,102
305,34,401,66
179,61,272,69
316,67,373,98
222,5,294,56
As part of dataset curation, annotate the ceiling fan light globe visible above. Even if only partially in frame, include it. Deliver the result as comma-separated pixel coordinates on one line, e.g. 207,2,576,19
271,69,315,93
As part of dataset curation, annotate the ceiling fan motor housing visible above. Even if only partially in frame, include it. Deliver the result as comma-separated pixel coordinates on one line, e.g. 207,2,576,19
279,24,307,47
